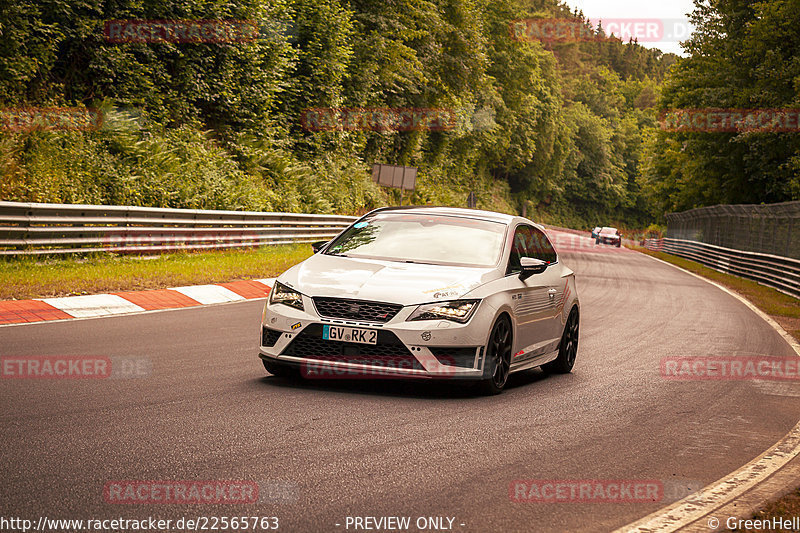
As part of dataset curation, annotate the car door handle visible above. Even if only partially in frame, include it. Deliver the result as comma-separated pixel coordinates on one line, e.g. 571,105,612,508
548,289,558,298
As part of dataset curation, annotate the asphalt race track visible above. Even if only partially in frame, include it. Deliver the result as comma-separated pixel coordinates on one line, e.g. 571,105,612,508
2,233,799,533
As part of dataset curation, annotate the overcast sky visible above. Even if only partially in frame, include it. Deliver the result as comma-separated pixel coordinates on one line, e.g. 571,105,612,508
566,0,697,55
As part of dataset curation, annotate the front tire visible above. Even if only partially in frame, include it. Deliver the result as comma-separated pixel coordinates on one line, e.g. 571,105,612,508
479,316,513,395
543,307,579,374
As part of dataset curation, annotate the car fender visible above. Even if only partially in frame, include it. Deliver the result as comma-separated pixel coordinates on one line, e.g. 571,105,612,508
558,273,580,327
463,293,514,348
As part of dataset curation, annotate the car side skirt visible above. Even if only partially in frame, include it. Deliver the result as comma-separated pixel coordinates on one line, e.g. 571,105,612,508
510,349,559,373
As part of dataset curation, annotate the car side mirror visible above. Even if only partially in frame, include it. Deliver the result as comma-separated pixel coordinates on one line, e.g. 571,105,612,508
520,257,549,280
312,241,329,254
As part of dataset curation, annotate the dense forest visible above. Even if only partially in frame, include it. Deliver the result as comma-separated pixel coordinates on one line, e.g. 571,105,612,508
639,0,800,215
0,0,796,227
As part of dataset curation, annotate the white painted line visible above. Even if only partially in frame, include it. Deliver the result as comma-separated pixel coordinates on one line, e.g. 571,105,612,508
256,278,276,288
617,422,800,532
615,253,800,533
170,285,245,305
40,294,146,318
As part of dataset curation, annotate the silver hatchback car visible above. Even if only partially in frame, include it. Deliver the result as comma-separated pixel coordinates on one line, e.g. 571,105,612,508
259,206,580,394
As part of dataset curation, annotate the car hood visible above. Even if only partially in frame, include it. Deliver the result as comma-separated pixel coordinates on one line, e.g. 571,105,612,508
279,254,500,306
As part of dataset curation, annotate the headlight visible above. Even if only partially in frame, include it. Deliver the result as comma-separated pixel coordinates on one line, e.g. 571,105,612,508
407,300,480,324
269,281,304,311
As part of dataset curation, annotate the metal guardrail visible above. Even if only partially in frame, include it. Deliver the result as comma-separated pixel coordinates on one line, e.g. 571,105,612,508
0,201,358,255
644,237,800,299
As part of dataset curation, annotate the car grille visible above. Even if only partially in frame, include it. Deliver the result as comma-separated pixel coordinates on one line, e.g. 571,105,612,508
312,297,403,323
280,324,423,370
429,347,479,369
261,327,283,347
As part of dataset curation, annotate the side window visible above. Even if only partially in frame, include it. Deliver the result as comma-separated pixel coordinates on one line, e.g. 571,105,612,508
529,227,558,264
507,225,533,274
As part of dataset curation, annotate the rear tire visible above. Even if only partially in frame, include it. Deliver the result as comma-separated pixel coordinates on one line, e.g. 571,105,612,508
478,316,513,395
543,307,579,374
262,358,300,379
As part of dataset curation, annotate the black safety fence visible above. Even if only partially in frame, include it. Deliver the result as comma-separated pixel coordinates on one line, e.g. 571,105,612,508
666,201,800,260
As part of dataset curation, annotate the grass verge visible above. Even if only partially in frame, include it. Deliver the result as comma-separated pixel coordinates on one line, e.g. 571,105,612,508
634,247,800,533
0,244,312,300
729,488,800,532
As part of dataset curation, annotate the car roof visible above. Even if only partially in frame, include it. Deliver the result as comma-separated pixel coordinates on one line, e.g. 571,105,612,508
366,206,517,225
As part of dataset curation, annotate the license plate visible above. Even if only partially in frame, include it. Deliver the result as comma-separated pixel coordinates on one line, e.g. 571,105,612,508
322,325,378,345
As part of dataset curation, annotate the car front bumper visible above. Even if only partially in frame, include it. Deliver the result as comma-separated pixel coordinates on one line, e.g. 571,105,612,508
259,298,491,380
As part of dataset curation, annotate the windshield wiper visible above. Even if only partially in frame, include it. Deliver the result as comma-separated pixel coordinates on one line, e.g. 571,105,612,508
399,259,435,265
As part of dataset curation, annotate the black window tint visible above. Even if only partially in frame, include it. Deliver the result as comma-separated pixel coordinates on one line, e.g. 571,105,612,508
508,225,532,273
529,227,557,263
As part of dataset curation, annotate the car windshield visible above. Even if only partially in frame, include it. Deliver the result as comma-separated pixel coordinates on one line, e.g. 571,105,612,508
600,228,618,234
324,213,507,267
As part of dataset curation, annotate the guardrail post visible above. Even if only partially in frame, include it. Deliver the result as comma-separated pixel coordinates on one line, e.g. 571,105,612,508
18,208,30,252
772,217,778,255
